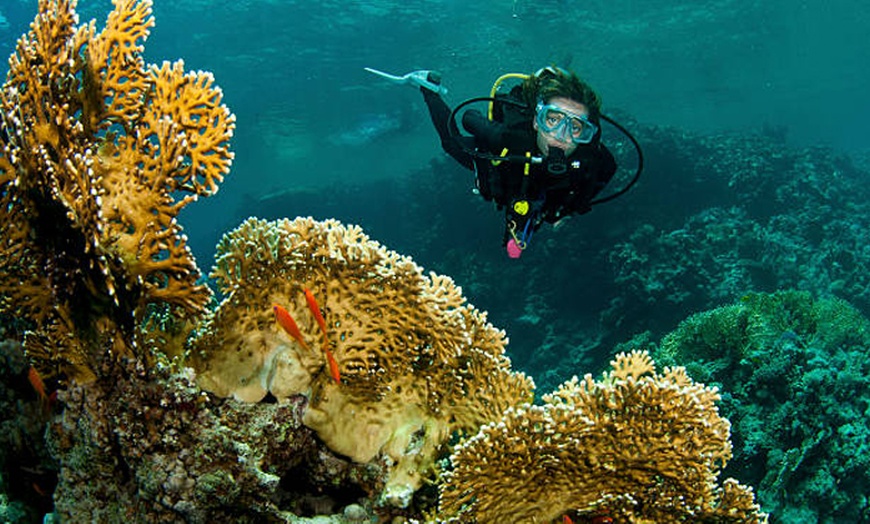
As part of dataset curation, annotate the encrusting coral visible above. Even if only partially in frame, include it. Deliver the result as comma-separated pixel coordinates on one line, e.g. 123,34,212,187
437,350,768,523
190,216,535,506
0,0,234,381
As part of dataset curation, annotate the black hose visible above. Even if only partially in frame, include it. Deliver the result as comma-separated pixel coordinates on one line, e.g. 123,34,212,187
589,113,645,206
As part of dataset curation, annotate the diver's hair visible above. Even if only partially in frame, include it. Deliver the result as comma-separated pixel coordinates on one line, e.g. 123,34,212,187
521,66,602,123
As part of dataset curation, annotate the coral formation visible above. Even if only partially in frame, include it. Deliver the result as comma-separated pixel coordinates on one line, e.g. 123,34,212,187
191,216,535,506
0,0,234,381
437,350,768,523
653,290,870,522
604,131,870,336
45,356,388,522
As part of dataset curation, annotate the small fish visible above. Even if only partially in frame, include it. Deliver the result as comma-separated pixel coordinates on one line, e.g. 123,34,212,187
563,516,574,524
32,482,48,497
301,289,340,383
303,288,329,344
272,303,311,352
27,366,55,415
324,346,341,383
27,367,47,401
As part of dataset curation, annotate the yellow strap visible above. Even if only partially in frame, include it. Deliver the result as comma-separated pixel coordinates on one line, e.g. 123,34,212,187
524,151,531,175
491,147,509,166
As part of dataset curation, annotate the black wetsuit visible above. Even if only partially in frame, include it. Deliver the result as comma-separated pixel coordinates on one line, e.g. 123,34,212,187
422,88,617,244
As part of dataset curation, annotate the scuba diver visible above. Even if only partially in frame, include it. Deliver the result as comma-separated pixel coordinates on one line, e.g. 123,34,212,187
365,66,642,258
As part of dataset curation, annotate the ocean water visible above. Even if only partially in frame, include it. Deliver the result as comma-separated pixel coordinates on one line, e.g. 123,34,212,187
2,0,868,263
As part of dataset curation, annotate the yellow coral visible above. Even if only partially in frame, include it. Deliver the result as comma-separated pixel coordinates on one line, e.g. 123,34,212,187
437,350,768,523
0,0,234,379
191,216,534,506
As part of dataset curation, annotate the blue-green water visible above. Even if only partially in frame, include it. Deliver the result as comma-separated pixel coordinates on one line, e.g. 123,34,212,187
3,0,868,263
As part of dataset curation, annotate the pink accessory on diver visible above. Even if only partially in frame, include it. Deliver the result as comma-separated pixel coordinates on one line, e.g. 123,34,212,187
506,238,523,259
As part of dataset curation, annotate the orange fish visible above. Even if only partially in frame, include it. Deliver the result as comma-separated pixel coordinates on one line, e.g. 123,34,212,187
32,482,51,497
303,288,329,344
302,288,340,383
562,516,574,524
324,346,341,383
273,303,311,352
27,367,47,401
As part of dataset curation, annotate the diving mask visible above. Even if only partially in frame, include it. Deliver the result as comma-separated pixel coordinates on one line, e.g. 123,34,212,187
535,101,598,144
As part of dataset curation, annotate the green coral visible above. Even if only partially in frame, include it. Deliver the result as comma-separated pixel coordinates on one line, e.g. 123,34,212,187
653,290,870,522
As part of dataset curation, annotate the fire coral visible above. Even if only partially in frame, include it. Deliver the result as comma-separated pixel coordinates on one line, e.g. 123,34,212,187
0,0,235,381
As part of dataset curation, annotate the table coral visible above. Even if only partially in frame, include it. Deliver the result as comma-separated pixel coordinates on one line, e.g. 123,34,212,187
190,216,534,507
437,350,768,523
0,0,234,380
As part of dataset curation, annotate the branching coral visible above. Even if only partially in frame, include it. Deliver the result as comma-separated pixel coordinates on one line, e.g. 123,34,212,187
437,350,768,523
190,216,534,506
0,0,234,380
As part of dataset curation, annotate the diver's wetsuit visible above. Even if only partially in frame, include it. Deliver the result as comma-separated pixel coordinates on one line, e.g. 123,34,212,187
421,88,617,244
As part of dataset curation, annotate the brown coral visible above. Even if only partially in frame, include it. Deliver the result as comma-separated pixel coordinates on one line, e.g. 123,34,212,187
437,350,768,523
190,216,534,506
0,0,234,379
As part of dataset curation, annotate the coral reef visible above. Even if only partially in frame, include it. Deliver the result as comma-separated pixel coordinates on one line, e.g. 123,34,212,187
45,355,390,523
604,131,870,337
437,350,767,523
190,216,535,507
0,0,234,382
652,290,870,522
29,210,531,521
0,1,792,522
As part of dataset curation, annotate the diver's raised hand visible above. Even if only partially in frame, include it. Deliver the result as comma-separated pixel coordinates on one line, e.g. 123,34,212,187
364,67,447,95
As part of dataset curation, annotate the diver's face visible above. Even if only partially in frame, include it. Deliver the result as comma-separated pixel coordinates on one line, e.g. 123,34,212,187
533,96,589,157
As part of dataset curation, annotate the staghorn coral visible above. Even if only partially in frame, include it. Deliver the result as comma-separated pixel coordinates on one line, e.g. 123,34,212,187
190,216,534,507
0,0,234,381
437,350,768,523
